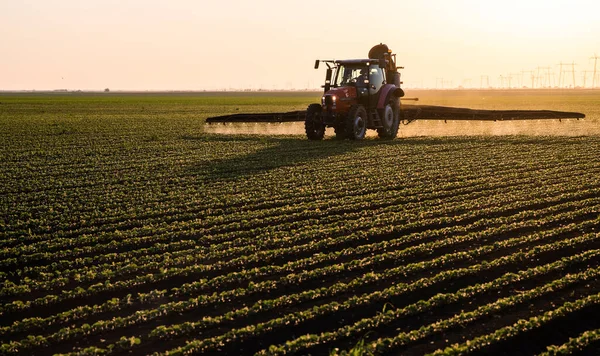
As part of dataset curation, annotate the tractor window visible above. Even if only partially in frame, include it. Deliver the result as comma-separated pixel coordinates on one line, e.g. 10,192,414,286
334,66,368,87
369,66,384,87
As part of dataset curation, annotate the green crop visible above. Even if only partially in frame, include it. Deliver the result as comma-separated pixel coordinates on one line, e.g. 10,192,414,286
1,91,599,355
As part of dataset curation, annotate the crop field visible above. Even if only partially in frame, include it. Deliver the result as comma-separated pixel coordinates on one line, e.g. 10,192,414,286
1,91,600,355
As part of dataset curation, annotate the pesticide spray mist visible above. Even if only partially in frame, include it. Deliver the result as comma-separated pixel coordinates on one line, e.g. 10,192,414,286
204,117,598,138
204,122,306,136
397,117,599,137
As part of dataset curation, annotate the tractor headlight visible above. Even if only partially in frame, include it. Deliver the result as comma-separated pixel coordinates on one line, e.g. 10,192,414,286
324,95,337,105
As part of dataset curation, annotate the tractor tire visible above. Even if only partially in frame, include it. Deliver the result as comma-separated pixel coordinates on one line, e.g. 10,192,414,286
305,104,325,140
345,105,367,140
377,98,400,139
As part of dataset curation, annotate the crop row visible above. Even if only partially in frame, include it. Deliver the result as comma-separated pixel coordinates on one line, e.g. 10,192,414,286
5,154,592,250
4,137,594,244
2,226,597,354
3,212,596,338
3,195,597,317
4,176,598,281
538,328,600,356
430,294,600,355
168,249,600,355
4,178,598,299
3,146,581,238
263,264,600,355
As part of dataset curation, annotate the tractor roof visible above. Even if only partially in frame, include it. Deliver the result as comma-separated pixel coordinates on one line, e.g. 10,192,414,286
335,59,382,66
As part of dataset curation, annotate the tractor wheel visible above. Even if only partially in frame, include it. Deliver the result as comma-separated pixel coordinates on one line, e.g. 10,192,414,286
345,105,367,140
305,104,325,140
377,98,400,139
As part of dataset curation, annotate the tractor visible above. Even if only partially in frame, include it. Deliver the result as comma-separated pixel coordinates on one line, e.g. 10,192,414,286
307,43,405,140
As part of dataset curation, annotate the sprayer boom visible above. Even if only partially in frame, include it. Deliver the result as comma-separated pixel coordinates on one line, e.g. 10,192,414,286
205,105,585,124
204,43,585,139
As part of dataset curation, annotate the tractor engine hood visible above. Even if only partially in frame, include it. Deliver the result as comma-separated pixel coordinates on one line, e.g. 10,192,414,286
325,86,356,100
322,86,357,112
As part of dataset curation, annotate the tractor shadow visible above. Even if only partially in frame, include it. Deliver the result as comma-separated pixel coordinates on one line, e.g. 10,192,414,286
183,134,360,180
181,133,487,181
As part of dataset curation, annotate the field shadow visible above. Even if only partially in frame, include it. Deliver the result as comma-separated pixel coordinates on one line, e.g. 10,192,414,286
183,134,359,180
187,133,594,182
181,133,491,180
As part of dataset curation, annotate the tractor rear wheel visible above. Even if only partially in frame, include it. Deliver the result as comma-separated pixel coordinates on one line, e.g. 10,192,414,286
305,104,325,140
345,105,367,140
377,98,400,139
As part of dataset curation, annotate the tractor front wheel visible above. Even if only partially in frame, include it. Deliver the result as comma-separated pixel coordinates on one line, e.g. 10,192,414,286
345,105,367,140
305,104,325,140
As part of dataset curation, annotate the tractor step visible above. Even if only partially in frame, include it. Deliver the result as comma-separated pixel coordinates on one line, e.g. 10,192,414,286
369,109,382,127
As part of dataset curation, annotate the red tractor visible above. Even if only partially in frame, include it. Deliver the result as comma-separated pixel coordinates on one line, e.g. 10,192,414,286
306,43,405,140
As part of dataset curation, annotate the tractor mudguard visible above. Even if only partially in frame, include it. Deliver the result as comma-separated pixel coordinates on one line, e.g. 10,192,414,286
377,84,399,109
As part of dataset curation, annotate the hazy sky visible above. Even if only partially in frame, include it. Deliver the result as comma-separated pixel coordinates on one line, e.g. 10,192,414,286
2,0,599,90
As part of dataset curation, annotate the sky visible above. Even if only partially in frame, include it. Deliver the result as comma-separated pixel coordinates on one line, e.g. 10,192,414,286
1,0,600,91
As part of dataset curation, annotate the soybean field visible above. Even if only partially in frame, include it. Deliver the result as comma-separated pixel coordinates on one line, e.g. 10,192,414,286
1,91,600,355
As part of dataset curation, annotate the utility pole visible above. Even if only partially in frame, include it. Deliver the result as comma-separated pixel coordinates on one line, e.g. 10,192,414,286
509,73,521,88
498,75,504,89
557,62,576,88
560,61,577,88
581,70,591,88
557,62,566,87
436,77,444,89
521,70,534,88
536,67,545,87
591,54,600,88
505,74,513,89
546,68,555,88
536,73,544,88
480,75,489,89
537,67,552,88
517,70,525,88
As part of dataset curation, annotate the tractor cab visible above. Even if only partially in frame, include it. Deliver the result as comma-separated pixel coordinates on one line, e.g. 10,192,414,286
333,61,385,88
316,59,387,118
332,61,386,102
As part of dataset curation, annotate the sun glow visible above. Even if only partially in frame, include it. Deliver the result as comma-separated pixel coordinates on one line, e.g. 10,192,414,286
1,0,599,90
472,0,589,38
